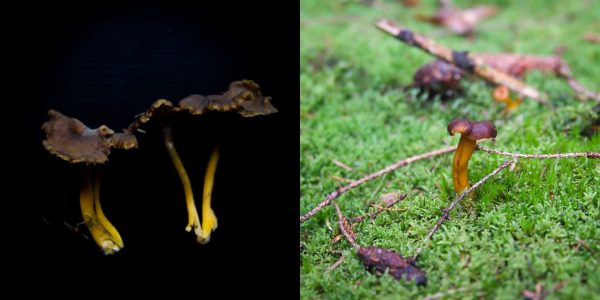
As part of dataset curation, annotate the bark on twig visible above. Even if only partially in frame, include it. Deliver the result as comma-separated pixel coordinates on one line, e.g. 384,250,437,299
477,146,600,159
333,202,360,250
564,77,600,102
375,19,550,105
328,255,346,271
414,160,514,258
332,160,353,171
300,146,455,223
331,193,407,244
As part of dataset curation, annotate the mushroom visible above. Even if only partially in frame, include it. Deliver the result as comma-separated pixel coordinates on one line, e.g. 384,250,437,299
178,80,277,117
43,80,276,251
42,110,137,164
447,118,497,192
162,126,219,244
493,86,522,112
42,109,136,254
128,80,275,244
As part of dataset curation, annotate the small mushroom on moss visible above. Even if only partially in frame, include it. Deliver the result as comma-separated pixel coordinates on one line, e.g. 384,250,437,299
493,86,522,112
447,118,497,193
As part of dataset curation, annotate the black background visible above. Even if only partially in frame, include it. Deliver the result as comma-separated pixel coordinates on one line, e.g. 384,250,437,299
9,2,297,294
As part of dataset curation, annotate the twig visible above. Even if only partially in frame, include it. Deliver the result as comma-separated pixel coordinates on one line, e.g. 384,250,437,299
375,19,550,105
565,78,600,102
477,146,600,159
332,193,407,244
333,202,360,251
300,146,456,223
554,57,600,102
414,160,514,258
328,256,346,271
332,160,353,171
329,175,355,183
351,194,408,223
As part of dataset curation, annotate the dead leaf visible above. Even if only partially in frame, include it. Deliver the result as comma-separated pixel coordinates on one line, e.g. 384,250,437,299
380,192,404,206
416,1,496,36
357,246,427,285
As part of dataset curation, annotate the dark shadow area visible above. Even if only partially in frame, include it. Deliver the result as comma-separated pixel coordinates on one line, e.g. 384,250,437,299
10,2,298,292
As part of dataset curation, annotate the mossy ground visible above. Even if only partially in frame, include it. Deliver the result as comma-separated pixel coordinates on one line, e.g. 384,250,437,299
300,0,599,298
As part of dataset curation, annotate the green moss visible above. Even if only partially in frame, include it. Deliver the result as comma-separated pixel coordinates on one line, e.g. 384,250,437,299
301,0,600,298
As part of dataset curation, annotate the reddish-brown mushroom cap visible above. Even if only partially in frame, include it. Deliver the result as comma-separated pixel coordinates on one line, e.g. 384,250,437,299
447,118,497,140
42,109,138,164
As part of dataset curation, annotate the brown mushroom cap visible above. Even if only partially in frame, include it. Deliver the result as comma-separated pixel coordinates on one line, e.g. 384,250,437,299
447,118,497,140
125,99,180,134
42,109,138,164
178,80,277,117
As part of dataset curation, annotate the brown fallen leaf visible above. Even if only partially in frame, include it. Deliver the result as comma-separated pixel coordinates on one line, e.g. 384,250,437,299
357,246,427,285
401,0,419,8
584,32,600,44
416,0,496,36
380,192,406,207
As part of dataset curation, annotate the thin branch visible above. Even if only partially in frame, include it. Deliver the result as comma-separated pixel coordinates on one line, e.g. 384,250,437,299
414,160,514,258
332,193,408,244
329,175,355,183
555,62,600,102
300,146,456,223
333,202,360,251
477,146,600,159
565,78,600,103
351,194,408,223
328,256,346,271
332,160,353,172
375,19,550,105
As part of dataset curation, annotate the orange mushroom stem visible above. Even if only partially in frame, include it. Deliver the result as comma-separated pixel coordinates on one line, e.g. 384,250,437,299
447,118,497,193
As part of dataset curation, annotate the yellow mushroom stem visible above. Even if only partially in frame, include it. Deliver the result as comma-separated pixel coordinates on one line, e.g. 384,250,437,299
197,146,220,244
80,169,123,254
163,126,202,236
452,135,476,192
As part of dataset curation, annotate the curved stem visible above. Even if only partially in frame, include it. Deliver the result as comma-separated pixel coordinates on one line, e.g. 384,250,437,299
452,136,476,192
93,172,124,250
80,168,123,254
197,146,220,244
163,126,202,236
